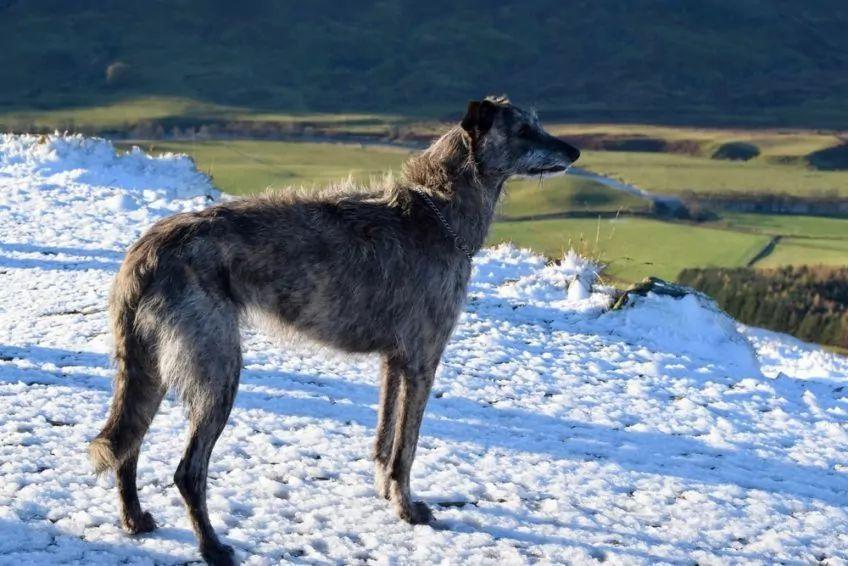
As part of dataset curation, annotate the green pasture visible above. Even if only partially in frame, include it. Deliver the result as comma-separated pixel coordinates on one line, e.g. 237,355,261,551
121,139,650,218
550,123,843,159
756,238,848,269
120,139,848,284
500,176,648,218
1,96,403,134
717,213,848,239
488,217,771,283
118,139,411,194
578,150,848,198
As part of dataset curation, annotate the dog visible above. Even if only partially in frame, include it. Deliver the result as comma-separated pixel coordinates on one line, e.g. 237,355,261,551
89,95,579,565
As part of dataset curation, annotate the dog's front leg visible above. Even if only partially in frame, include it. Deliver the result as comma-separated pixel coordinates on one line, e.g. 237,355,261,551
373,355,402,499
386,359,436,524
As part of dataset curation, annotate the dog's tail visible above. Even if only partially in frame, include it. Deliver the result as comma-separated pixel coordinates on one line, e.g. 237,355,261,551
89,230,166,474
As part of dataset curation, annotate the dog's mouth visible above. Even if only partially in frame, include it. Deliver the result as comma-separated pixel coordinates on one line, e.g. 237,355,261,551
526,165,569,176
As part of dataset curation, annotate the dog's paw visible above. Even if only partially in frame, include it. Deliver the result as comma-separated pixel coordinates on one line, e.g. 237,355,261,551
398,500,434,525
122,510,157,535
374,464,391,500
201,542,236,566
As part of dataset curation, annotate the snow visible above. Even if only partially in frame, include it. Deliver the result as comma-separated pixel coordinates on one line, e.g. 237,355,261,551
1,134,847,564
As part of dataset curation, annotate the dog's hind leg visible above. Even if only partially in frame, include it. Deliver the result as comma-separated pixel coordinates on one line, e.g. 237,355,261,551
116,386,164,534
374,355,402,499
175,384,238,566
117,440,159,533
161,302,241,566
386,356,437,525
90,331,165,534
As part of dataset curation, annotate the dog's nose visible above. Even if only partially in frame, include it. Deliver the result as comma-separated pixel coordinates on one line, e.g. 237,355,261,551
553,137,580,163
565,143,580,163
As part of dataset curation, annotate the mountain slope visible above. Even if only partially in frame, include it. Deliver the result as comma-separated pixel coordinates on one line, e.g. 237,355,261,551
0,136,847,563
2,0,848,127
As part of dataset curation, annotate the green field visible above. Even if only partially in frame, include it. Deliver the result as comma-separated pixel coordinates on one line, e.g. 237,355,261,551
489,217,771,282
123,139,848,284
121,139,650,218
717,213,848,238
550,123,844,160
113,139,848,284
119,140,412,194
713,213,848,271
500,176,647,218
579,150,848,197
757,238,848,269
1,96,407,135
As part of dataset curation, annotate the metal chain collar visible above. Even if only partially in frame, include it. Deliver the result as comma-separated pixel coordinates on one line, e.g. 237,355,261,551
410,186,474,261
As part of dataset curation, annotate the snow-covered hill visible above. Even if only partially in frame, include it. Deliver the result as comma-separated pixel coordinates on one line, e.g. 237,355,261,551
1,135,846,565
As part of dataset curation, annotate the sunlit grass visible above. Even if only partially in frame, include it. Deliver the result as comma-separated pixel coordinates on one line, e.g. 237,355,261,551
579,150,848,197
488,217,770,283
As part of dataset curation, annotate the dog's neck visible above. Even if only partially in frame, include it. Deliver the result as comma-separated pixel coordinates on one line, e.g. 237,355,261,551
401,127,506,255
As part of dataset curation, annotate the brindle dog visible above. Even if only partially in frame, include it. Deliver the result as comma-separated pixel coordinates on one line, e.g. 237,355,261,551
89,96,579,565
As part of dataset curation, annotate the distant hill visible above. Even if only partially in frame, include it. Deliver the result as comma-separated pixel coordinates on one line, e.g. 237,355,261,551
2,0,848,127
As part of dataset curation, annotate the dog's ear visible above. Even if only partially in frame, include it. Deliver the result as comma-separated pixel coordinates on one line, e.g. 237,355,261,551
461,100,496,138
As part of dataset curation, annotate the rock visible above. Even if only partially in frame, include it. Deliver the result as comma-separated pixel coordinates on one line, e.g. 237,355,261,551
612,276,697,310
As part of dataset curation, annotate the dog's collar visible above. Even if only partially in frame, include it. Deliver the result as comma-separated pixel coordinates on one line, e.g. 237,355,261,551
410,186,474,261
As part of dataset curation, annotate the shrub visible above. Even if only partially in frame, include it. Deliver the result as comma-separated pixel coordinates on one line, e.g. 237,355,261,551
678,265,848,349
711,141,760,161
105,61,131,87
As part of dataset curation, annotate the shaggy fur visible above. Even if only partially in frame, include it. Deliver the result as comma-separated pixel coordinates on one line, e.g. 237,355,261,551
89,96,579,565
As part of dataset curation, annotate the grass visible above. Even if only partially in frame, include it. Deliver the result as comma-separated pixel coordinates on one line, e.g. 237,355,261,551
549,123,844,159
2,96,403,134
717,213,848,238
121,138,848,283
7,96,847,206
121,139,651,216
488,217,771,283
2,97,230,131
711,213,848,270
578,150,848,197
757,238,848,269
118,139,412,194
499,176,648,218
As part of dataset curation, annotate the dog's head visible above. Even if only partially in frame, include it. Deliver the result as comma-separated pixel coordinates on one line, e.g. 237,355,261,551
461,95,580,177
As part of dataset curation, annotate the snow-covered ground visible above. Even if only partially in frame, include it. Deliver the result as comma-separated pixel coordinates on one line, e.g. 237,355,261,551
1,134,847,565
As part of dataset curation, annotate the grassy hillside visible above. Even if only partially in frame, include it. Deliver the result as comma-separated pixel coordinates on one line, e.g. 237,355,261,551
123,139,848,283
0,96,402,135
3,1,848,128
757,238,848,269
489,217,771,282
549,123,845,160
716,213,848,238
124,140,413,193
122,139,645,216
579,150,848,197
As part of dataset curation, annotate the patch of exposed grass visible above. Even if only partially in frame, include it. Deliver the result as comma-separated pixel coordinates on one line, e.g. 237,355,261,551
0,96,404,134
550,123,844,158
488,217,770,283
118,139,412,194
758,238,848,269
716,213,848,239
123,139,652,217
499,175,649,218
578,150,848,197
118,139,846,282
